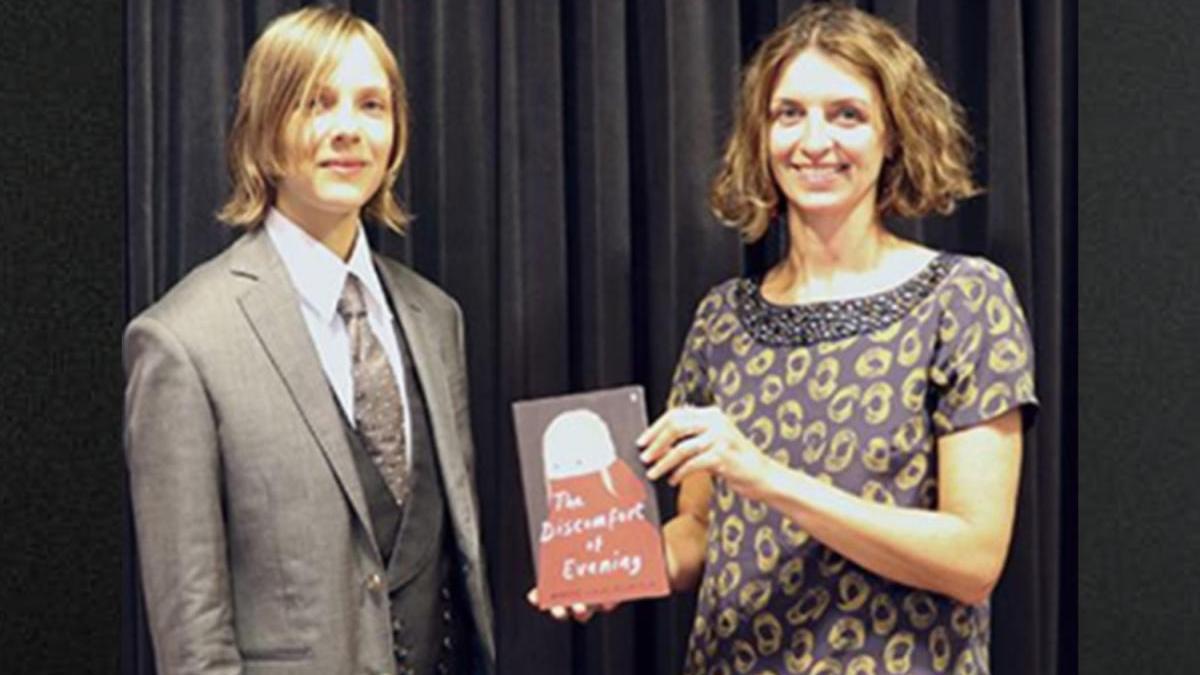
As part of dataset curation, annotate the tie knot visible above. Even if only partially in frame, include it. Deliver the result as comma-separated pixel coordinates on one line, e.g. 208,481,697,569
337,274,367,320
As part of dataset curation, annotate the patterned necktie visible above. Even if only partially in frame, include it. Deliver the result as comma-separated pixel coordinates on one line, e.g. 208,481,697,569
337,274,409,506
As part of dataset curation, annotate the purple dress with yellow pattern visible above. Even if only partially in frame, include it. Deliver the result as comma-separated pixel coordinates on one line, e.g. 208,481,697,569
669,254,1038,675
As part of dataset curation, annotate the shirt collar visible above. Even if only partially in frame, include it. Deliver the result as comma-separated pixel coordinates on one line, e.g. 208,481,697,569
264,207,393,325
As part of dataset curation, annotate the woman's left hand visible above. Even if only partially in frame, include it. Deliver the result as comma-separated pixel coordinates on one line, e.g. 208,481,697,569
637,405,775,499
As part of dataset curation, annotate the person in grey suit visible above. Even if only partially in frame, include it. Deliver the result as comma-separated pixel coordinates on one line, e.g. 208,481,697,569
123,7,494,674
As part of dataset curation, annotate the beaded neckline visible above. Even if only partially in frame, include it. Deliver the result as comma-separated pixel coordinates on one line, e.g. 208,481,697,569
733,253,959,347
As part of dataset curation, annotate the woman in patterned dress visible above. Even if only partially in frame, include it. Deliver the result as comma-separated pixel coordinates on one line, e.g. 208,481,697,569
634,5,1038,675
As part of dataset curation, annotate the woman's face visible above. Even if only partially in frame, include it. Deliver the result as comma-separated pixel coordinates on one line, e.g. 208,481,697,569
767,48,889,221
276,35,394,228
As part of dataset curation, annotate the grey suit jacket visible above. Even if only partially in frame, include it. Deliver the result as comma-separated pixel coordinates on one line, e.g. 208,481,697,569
124,228,495,675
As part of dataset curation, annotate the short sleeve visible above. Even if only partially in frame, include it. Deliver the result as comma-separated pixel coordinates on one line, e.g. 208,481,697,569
666,288,724,409
929,259,1039,435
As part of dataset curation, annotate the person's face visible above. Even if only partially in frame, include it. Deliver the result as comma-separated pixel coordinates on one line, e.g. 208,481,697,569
276,35,394,228
767,48,889,220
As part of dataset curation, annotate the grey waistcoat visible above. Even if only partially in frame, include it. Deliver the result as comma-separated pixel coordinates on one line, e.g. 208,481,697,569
341,316,469,674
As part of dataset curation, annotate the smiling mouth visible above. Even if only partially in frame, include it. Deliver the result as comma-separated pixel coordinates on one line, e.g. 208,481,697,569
796,164,848,175
319,160,368,170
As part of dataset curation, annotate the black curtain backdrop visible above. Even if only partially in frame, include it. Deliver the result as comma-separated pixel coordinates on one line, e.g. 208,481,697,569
123,1,1075,674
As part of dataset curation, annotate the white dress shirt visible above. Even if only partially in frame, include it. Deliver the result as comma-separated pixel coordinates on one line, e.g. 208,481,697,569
264,208,411,453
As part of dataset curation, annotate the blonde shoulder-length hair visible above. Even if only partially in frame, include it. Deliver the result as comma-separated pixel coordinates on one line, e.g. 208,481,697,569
711,3,981,242
217,6,411,232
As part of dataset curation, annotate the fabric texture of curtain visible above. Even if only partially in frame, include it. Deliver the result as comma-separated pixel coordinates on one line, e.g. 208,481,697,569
124,1,1074,673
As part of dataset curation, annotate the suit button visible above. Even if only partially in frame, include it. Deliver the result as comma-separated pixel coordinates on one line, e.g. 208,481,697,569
365,573,384,592
442,635,453,650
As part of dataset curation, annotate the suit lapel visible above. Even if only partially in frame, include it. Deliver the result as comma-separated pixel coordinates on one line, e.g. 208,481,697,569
374,257,479,562
230,230,380,557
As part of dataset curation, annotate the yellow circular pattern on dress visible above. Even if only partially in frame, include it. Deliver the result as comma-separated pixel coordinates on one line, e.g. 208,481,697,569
897,324,921,365
754,526,781,573
902,591,939,630
828,616,867,651
779,517,810,548
824,428,858,474
985,293,1012,336
980,381,1014,419
847,654,880,675
727,393,757,423
738,579,772,615
786,587,831,626
901,367,927,412
776,399,805,440
929,626,951,671
861,381,893,425
785,347,812,385
778,556,805,595
717,560,743,598
891,415,927,454
937,302,960,345
808,357,840,401
870,593,898,635
950,606,973,638
747,348,776,376
837,571,871,612
721,517,745,558
988,336,1027,374
732,331,755,357
748,416,775,451
742,498,769,524
709,311,739,345
784,629,815,674
720,361,742,397
731,639,757,674
883,631,916,674
894,453,928,492
716,607,739,638
760,374,785,406
827,384,861,424
801,421,828,465
861,479,895,506
952,275,987,312
752,613,784,656
954,648,979,675
861,436,891,473
855,346,894,379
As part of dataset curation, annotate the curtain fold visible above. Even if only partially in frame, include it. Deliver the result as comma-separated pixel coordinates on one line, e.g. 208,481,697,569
124,1,1073,673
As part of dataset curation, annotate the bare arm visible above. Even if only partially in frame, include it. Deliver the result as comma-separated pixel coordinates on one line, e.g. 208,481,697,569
661,472,712,592
642,406,1024,605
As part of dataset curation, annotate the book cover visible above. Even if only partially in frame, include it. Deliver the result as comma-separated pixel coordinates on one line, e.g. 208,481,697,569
512,385,670,609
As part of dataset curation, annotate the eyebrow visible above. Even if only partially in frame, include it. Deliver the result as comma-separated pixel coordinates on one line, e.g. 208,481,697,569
770,96,871,108
313,83,391,96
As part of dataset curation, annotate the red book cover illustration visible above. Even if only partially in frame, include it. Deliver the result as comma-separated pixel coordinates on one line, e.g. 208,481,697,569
513,386,670,609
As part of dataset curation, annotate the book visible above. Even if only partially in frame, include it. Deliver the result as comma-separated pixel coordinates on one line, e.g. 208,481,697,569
512,385,671,609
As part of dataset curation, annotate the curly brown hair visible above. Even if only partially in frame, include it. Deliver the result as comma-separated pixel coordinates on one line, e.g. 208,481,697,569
710,3,980,242
217,6,411,232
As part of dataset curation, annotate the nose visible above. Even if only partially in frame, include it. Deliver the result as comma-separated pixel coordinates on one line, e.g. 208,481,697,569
799,117,833,159
329,103,362,144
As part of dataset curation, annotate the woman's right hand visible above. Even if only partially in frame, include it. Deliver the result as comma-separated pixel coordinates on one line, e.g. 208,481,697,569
526,588,618,623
